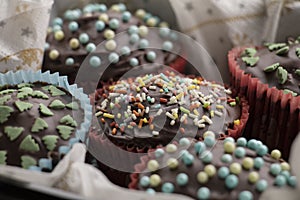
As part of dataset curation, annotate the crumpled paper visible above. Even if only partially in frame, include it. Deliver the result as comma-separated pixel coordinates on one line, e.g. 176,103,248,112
0,0,53,73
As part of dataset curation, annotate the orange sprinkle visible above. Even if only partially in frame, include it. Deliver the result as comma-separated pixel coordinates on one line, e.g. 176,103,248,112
115,103,121,109
102,94,107,98
180,128,185,134
115,90,127,94
133,110,139,117
101,118,105,123
115,124,119,129
112,128,117,135
110,122,116,127
120,126,125,133
130,96,136,102
156,82,163,88
138,119,143,128
160,98,168,103
137,103,145,110
149,124,154,130
149,116,154,124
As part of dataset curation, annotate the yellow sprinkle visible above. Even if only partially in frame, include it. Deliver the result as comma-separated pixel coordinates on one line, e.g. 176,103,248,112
143,118,148,123
127,125,133,129
192,79,198,84
138,78,145,87
173,113,178,119
188,85,196,90
103,113,114,119
234,119,240,126
136,87,141,92
117,113,121,119
210,110,214,118
109,86,115,90
95,111,103,117
216,105,224,110
176,92,184,100
193,109,199,116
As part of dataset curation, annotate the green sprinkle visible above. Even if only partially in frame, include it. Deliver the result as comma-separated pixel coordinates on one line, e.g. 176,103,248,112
203,102,211,109
296,48,300,58
66,102,79,110
0,151,7,165
229,102,236,107
4,126,24,141
295,69,300,76
39,103,54,116
0,95,11,105
17,87,33,99
0,89,15,95
57,125,74,140
276,67,288,84
17,83,33,88
0,106,14,123
263,63,280,72
60,115,77,127
283,89,297,97
21,155,37,169
242,56,259,67
31,118,48,133
267,43,287,51
15,100,33,112
49,99,65,109
180,106,190,114
42,135,59,151
49,85,66,96
276,46,289,55
243,48,257,57
32,91,49,99
19,135,40,152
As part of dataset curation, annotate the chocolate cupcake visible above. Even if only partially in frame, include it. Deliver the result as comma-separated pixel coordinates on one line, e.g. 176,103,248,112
129,137,297,200
228,37,300,159
87,71,248,187
43,3,185,85
0,70,91,171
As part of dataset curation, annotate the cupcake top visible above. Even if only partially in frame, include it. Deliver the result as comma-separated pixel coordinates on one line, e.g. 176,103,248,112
0,82,83,171
237,37,300,96
132,137,297,200
93,71,242,149
43,3,181,84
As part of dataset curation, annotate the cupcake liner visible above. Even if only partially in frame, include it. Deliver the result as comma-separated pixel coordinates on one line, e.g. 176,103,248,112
228,47,300,159
0,70,92,183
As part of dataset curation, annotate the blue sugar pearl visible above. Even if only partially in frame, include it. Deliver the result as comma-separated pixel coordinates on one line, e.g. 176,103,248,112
179,138,190,146
204,136,215,147
270,163,281,176
237,137,247,147
139,176,150,187
176,173,189,186
225,174,239,189
200,151,213,164
146,51,156,62
59,146,70,156
197,187,210,200
128,25,138,35
154,148,164,158
183,153,194,166
146,188,156,195
275,175,287,186
44,43,50,50
52,17,63,26
108,52,119,64
218,166,230,179
109,18,120,29
221,154,233,163
83,5,92,13
195,141,206,154
52,25,62,32
159,27,170,38
68,21,79,32
120,46,131,56
98,4,107,12
162,182,174,193
130,33,140,44
118,3,126,11
28,166,41,171
162,41,173,51
256,145,268,156
224,137,235,144
139,39,149,49
95,20,105,31
288,176,297,187
180,150,189,157
256,179,268,192
234,147,246,158
254,157,264,169
79,33,89,44
143,13,152,22
247,139,258,150
89,56,101,67
65,57,74,65
39,158,52,170
122,11,131,22
86,43,96,52
280,170,290,179
170,32,178,41
129,58,139,66
238,191,253,200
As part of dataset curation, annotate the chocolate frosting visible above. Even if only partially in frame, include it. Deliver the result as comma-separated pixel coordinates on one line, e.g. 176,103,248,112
237,40,300,95
93,72,241,149
0,82,83,171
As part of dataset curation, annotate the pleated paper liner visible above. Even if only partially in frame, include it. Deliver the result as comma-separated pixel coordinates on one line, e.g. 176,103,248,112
228,47,300,159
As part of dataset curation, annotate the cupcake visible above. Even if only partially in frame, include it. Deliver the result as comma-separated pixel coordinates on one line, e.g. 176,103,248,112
0,70,91,172
129,137,297,200
228,37,300,159
87,71,248,186
42,3,185,85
